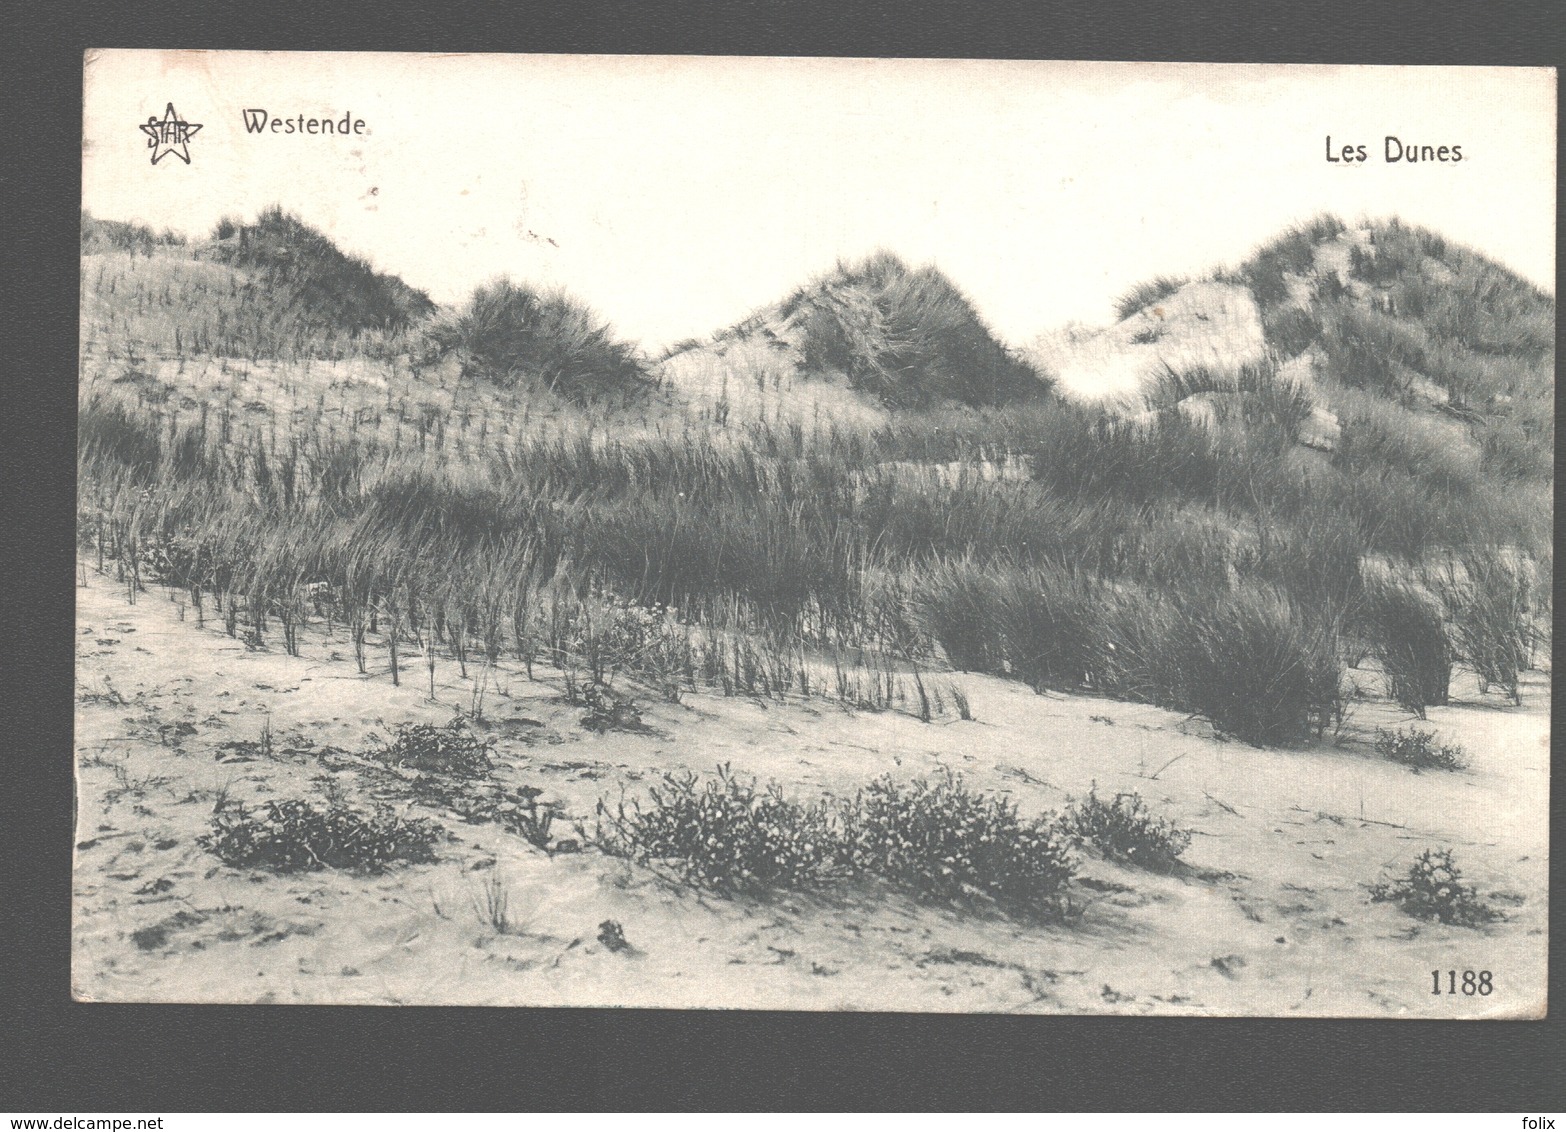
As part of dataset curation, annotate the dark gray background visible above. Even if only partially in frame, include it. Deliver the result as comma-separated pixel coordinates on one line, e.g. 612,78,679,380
6,0,1562,1111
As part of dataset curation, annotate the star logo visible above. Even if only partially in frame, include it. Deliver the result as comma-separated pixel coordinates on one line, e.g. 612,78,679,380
140,103,202,165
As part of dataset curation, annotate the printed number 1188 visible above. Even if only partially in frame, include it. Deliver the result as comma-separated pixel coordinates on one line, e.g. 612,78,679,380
1433,970,1493,995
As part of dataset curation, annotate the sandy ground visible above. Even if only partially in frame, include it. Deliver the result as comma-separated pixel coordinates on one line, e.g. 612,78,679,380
1026,281,1269,407
73,564,1548,1015
658,337,889,431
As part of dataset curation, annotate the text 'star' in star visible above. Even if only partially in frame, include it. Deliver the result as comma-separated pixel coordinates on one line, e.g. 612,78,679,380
141,103,202,165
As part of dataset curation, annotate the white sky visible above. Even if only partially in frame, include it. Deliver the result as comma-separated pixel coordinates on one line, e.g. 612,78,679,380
83,53,1555,349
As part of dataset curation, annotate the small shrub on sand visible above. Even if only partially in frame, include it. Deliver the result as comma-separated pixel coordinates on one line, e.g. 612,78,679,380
570,596,691,694
597,767,1077,917
1370,848,1500,926
597,919,633,952
199,798,443,873
372,718,493,777
840,770,1076,916
1374,726,1467,772
1064,785,1192,870
597,764,839,893
580,683,647,733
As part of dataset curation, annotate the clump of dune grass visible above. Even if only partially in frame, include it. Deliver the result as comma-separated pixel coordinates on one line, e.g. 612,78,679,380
1358,574,1452,717
1433,551,1535,703
1113,275,1187,321
1479,405,1554,482
1331,396,1481,495
780,251,1045,407
1239,214,1346,309
472,873,519,934
1260,304,1323,357
1164,584,1345,746
908,556,1008,674
985,561,1104,693
910,556,1101,691
425,276,648,403
1130,358,1316,438
78,394,167,478
1317,303,1437,401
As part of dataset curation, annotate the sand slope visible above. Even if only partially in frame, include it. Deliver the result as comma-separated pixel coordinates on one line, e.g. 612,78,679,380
73,565,1548,1015
1026,281,1268,407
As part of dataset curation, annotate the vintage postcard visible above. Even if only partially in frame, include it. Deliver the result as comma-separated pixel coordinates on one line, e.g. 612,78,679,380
76,53,1553,1014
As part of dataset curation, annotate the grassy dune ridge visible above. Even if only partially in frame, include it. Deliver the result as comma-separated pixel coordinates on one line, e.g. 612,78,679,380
79,208,1551,744
83,207,434,361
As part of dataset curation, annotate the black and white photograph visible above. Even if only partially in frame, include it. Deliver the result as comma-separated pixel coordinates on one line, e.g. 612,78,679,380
73,52,1553,1016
